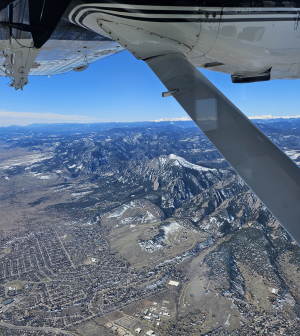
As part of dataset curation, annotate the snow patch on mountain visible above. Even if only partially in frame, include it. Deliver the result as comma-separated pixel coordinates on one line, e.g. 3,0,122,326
169,154,214,172
120,211,156,225
285,150,300,160
38,175,52,180
250,115,300,120
139,240,165,253
107,204,130,218
163,222,182,242
71,191,92,197
102,199,165,227
153,116,192,122
138,222,184,253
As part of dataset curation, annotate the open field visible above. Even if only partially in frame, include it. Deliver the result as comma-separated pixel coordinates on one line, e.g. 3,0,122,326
4,281,28,289
0,248,10,259
108,219,206,268
73,321,115,336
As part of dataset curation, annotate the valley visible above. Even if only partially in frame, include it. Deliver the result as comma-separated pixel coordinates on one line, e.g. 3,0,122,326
0,119,300,335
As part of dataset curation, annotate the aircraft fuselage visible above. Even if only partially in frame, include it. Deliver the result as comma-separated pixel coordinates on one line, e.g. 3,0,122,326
68,1,300,80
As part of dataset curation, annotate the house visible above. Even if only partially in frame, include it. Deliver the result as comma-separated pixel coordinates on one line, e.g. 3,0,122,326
269,287,279,294
168,280,179,286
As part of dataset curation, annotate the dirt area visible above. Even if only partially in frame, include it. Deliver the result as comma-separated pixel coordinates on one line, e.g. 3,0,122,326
0,162,97,233
176,248,240,333
238,262,272,311
0,173,67,231
73,321,115,336
0,248,10,259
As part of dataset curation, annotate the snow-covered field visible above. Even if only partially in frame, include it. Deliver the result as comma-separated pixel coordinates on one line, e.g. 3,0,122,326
163,222,182,243
0,153,53,170
103,199,164,226
139,222,184,253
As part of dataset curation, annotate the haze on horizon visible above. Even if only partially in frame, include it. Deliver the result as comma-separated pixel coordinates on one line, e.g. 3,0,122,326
2,114,300,128
1,51,300,127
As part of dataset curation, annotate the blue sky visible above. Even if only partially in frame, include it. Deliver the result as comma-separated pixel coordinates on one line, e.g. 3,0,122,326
1,50,300,126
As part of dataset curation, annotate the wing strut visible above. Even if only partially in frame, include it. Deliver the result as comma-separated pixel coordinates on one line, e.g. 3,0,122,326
146,53,300,245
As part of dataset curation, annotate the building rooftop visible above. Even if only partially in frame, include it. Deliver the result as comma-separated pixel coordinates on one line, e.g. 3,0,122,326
3,299,14,306
169,280,180,286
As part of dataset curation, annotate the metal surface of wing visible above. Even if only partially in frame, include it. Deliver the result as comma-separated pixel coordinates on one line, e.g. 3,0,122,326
0,1,124,79
0,11,124,78
29,20,123,76
146,53,300,245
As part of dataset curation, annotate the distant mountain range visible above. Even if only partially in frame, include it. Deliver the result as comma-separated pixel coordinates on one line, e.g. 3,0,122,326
250,115,300,120
2,115,300,136
152,116,192,122
152,115,300,122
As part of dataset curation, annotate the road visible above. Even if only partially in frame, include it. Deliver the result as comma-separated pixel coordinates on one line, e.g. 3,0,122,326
54,228,75,269
0,321,75,335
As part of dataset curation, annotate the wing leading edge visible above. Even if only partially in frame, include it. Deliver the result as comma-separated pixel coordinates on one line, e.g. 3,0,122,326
146,53,300,245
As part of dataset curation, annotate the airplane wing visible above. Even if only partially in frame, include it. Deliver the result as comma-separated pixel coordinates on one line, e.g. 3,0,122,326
146,53,300,245
29,19,123,76
0,18,123,78
0,1,123,88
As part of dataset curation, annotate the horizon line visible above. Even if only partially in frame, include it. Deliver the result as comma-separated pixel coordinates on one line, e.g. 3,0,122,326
1,114,300,128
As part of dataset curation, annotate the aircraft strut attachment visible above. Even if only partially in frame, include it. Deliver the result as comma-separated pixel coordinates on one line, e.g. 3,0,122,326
0,40,39,90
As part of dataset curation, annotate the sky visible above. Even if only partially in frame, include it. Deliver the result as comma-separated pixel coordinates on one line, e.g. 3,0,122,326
1,50,300,126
